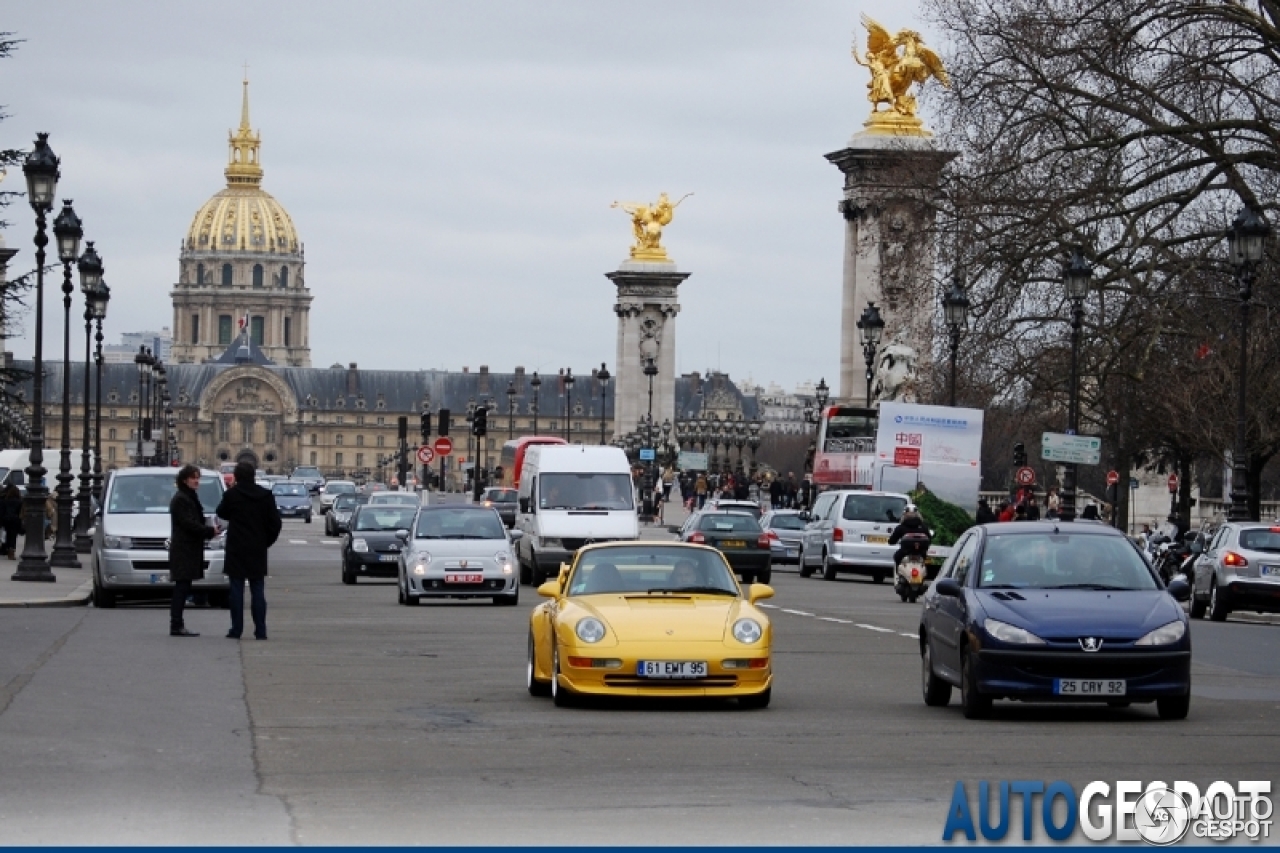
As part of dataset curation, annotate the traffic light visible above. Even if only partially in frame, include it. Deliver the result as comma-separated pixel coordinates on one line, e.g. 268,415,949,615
1013,442,1027,468
472,405,488,437
438,408,451,437
420,411,431,439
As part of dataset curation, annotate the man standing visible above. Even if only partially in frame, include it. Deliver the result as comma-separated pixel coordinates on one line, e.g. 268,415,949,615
168,464,217,637
216,461,282,640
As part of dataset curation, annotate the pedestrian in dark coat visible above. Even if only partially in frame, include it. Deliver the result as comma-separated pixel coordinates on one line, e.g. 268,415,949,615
215,461,282,640
0,485,23,558
975,497,997,525
168,464,216,637
768,477,782,509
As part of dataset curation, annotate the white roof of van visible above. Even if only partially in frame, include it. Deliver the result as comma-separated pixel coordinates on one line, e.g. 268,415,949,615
529,444,631,472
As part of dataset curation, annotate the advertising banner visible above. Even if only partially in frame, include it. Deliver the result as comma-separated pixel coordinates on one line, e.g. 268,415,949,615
875,402,984,514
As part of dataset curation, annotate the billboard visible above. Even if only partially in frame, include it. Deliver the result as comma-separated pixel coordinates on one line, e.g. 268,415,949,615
874,402,984,515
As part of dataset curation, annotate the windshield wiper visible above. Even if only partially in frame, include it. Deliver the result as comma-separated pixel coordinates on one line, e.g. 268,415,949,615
1046,583,1133,591
980,584,1022,589
415,534,444,539
646,586,737,596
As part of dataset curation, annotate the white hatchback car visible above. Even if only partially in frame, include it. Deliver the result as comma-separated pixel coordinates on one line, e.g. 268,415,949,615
1189,521,1280,621
92,467,228,608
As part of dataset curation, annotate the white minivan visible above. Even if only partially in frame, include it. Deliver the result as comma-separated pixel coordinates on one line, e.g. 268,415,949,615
514,445,638,585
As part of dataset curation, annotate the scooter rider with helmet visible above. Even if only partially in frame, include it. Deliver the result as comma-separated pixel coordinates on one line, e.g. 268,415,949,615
888,503,932,568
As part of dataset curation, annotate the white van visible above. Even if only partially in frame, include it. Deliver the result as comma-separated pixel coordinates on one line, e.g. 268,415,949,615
0,448,93,495
514,445,638,585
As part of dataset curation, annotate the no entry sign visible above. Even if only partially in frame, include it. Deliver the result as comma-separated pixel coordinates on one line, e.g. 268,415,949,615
433,436,454,456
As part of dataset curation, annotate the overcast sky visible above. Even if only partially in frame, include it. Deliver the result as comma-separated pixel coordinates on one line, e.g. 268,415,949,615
3,0,931,392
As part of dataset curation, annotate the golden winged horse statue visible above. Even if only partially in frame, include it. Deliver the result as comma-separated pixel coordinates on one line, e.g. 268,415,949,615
852,14,949,131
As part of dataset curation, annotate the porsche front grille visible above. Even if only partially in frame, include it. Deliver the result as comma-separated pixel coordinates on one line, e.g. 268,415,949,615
602,675,739,688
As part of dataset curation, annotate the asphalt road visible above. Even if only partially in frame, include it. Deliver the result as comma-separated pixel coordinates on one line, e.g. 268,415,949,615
1,507,1278,845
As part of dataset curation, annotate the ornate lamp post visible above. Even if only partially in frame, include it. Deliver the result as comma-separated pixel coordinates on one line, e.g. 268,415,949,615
530,371,541,435
1227,205,1270,522
90,283,110,504
133,346,151,465
506,380,516,440
1059,248,1092,523
942,272,970,408
856,303,885,407
153,361,168,466
596,363,611,445
15,133,61,582
747,420,762,476
815,377,830,414
73,244,104,552
732,421,746,473
563,368,575,443
661,418,672,469
49,201,84,568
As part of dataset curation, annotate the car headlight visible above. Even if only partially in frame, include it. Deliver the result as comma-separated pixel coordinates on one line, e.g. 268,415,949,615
352,538,369,553
103,535,132,550
983,618,1046,645
1135,620,1186,646
575,618,606,644
732,618,763,644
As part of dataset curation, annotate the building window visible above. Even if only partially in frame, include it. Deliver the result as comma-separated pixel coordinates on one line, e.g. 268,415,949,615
108,446,116,461
283,317,291,347
376,435,385,447
356,415,364,426
108,428,116,440
310,433,317,446
356,453,364,467
178,430,184,441
242,420,253,444
265,421,277,444
219,417,231,442
221,263,233,286
252,264,264,288
109,409,117,418
251,316,264,346
356,435,364,446
335,416,344,425
335,434,344,446
309,451,317,465
280,266,289,288
218,315,232,345
376,416,385,426
191,314,200,344
335,452,343,466
196,262,205,284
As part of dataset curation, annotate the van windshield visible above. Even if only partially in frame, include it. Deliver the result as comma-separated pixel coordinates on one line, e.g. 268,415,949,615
108,475,223,514
842,494,907,523
540,473,634,510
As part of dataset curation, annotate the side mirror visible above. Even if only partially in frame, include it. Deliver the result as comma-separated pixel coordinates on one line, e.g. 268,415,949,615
508,529,524,542
1166,577,1191,602
747,583,774,604
394,529,409,541
798,511,811,522
537,580,560,598
934,578,963,598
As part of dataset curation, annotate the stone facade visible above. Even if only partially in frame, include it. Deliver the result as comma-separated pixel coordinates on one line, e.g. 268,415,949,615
608,262,688,438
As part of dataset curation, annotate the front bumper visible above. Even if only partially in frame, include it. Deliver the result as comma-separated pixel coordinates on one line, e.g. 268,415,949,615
346,551,402,578
98,548,229,590
1221,576,1280,613
558,640,772,698
408,574,517,598
974,648,1191,701
277,504,311,518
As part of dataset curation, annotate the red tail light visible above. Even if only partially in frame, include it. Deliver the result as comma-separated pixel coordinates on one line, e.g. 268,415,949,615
757,535,771,549
765,530,779,541
833,527,844,542
690,532,706,544
1223,551,1248,567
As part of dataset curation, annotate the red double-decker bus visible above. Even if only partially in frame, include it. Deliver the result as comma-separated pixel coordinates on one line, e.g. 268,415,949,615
498,436,567,489
811,406,879,488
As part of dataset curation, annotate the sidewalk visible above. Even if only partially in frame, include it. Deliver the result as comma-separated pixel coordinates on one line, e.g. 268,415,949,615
0,540,93,607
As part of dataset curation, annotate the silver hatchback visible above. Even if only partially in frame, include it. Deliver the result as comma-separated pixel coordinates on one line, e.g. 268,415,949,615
1189,521,1280,620
397,505,523,606
798,490,910,581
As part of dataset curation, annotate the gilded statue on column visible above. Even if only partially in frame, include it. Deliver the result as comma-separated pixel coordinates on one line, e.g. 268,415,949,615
611,192,693,262
852,14,949,135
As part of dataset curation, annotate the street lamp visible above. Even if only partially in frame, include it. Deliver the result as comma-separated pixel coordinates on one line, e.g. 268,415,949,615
153,361,168,466
506,380,516,440
530,371,542,435
49,201,84,568
856,303,885,407
90,282,110,504
1059,247,1092,523
642,357,659,519
942,271,970,407
73,243,103,553
596,363,611,445
563,368,575,443
1227,204,1270,522
14,132,61,581
134,346,153,466
747,420,762,476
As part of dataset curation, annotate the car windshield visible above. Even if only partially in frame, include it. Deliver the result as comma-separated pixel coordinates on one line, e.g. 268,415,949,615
699,514,762,533
272,483,308,497
485,489,517,503
977,533,1159,590
108,474,222,514
325,482,356,495
293,468,321,479
768,514,806,530
414,509,506,540
333,495,358,511
843,495,907,523
715,501,761,519
370,494,419,506
539,473,634,510
568,546,739,596
353,507,417,531
1239,529,1280,552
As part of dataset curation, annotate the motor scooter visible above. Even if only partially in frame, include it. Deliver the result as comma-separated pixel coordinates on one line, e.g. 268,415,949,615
894,531,931,603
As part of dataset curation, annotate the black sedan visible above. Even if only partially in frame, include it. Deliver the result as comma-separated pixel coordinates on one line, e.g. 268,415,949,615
919,522,1192,720
681,510,772,584
342,505,419,585
480,487,518,528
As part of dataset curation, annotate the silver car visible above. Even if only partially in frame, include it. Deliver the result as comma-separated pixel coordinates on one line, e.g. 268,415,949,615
761,510,805,564
319,479,357,514
798,490,910,581
1189,521,1280,621
368,491,422,508
397,506,523,606
92,467,228,608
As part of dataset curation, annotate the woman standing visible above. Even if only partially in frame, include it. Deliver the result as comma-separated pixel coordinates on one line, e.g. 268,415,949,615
168,465,216,637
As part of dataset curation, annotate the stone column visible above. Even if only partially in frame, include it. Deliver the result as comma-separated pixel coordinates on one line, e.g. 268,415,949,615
606,261,689,442
825,134,955,403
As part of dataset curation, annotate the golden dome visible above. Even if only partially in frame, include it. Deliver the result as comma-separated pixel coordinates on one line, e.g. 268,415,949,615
184,80,300,255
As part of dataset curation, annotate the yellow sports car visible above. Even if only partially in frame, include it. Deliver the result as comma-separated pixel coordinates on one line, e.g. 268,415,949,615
526,541,774,708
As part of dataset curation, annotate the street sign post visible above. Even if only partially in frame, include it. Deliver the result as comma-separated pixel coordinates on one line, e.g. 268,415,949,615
1015,466,1036,486
433,436,454,457
417,445,435,465
1040,432,1102,466
1106,470,1119,487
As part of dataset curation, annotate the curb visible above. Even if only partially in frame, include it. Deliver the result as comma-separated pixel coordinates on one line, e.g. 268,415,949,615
0,579,93,608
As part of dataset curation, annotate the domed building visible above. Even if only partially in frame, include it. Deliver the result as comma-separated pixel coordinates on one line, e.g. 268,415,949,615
169,80,312,366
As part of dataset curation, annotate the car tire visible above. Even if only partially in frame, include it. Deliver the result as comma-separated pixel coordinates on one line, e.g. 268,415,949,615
1207,579,1230,622
397,581,406,605
756,565,772,584
822,550,837,581
921,640,952,707
960,649,991,719
527,633,551,696
342,565,356,585
551,646,576,707
404,584,419,607
305,514,312,524
1188,593,1207,619
531,561,547,588
798,549,813,578
1157,692,1190,720
871,571,885,584
738,687,771,710
93,574,116,609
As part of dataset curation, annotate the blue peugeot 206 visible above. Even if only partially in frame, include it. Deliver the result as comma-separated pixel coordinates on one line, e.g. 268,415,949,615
919,521,1192,720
